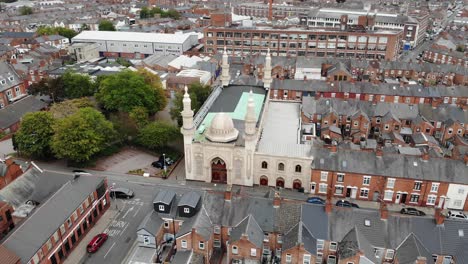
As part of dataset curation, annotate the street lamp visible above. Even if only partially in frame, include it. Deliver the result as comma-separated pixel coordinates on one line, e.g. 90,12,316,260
163,153,167,178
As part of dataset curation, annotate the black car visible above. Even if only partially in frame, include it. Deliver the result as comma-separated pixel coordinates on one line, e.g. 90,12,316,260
335,200,359,208
400,207,425,216
151,160,164,169
110,188,134,199
306,197,325,205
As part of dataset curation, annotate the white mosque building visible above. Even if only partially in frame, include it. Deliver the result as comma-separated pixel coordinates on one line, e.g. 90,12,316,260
180,48,313,190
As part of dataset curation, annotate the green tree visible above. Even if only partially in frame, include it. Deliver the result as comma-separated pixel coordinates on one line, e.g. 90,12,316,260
19,6,32,15
140,7,150,19
136,121,179,149
115,57,132,67
98,20,116,31
51,107,116,162
81,23,90,31
28,77,65,102
49,98,96,119
169,82,211,126
36,26,77,40
96,70,166,114
456,45,465,52
15,112,55,158
164,9,180,20
129,106,149,129
137,68,167,112
62,70,95,98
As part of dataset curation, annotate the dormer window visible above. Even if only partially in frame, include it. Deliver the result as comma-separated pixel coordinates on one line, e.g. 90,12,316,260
0,79,5,85
8,76,14,81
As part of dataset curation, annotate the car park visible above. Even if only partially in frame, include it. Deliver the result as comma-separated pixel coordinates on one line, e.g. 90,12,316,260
87,233,108,253
400,207,426,216
110,187,134,199
306,197,325,205
335,200,359,208
447,211,468,220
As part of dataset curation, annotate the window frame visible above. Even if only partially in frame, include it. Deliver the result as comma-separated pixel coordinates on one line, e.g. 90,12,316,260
199,241,205,250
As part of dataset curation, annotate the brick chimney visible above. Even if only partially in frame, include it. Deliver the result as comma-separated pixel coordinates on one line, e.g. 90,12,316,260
273,192,281,208
422,151,429,162
415,256,427,264
464,154,468,166
376,147,383,157
224,185,232,201
330,144,337,153
435,207,445,225
380,202,389,220
325,188,333,213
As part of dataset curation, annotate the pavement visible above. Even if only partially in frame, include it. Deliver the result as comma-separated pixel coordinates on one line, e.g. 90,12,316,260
92,147,160,175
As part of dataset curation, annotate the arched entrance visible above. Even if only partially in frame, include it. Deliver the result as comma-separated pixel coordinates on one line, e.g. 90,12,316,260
293,179,302,190
211,158,227,184
260,176,268,186
276,177,285,188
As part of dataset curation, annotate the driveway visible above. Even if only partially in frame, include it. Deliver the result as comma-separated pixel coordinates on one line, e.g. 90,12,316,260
0,138,15,158
92,147,161,175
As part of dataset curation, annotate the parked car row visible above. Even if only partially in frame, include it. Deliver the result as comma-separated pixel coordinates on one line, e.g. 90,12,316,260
151,155,175,169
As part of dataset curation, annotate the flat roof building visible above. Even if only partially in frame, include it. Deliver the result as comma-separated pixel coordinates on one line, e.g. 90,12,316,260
72,31,199,59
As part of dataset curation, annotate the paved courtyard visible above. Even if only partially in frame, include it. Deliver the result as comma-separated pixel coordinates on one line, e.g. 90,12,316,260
92,147,161,175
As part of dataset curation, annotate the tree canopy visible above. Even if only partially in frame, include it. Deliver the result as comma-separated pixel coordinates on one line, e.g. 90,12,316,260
140,6,180,20
51,107,116,162
96,70,166,114
36,26,77,40
19,6,32,15
15,112,55,158
49,97,96,119
170,82,211,126
62,70,95,99
98,20,116,31
28,76,65,102
136,121,179,149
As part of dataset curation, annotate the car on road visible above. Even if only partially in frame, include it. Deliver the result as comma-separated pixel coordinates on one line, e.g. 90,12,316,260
400,207,426,216
447,211,468,220
306,197,325,205
335,200,359,208
87,233,108,253
110,187,134,199
73,169,91,175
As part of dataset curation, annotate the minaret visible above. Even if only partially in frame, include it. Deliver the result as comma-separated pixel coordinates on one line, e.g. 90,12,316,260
181,85,194,180
220,46,230,87
263,48,272,90
244,90,257,186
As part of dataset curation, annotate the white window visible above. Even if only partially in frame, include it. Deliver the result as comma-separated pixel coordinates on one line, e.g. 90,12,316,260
250,248,257,257
214,239,221,248
427,195,437,205
380,95,385,102
363,176,371,185
158,205,164,211
385,249,395,259
232,245,238,254
458,188,465,194
327,255,337,264
310,183,316,194
414,181,422,190
214,226,221,234
431,183,439,193
286,254,292,263
336,173,344,182
387,178,395,189
141,235,151,245
410,194,420,203
303,254,311,264
319,184,327,194
329,242,337,251
199,241,205,250
164,222,169,228
384,190,393,201
453,200,462,207
335,186,344,195
181,240,187,248
360,188,369,198
317,239,324,250
316,253,323,264
184,208,190,214
15,87,21,95
320,171,328,181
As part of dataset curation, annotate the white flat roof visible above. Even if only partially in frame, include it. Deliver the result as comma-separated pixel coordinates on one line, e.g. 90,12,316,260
72,30,195,44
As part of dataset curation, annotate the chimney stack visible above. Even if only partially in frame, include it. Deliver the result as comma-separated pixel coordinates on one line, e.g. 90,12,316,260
376,147,383,157
273,192,281,208
464,154,468,166
415,256,428,264
380,202,389,220
224,185,232,201
435,207,445,225
422,151,429,162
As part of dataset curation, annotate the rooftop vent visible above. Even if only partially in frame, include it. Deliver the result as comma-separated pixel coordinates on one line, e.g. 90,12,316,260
320,158,324,164
459,229,464,237
413,161,418,167
364,219,371,227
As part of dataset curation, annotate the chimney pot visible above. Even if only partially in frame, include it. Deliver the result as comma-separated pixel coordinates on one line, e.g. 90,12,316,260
273,192,281,208
435,207,445,225
224,185,232,201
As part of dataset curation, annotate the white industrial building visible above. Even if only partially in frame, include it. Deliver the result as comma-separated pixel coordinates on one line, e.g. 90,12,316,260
71,31,199,58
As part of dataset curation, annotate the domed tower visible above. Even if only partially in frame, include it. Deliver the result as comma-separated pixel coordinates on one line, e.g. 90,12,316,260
263,48,272,89
205,113,239,143
181,86,194,180
220,46,230,87
244,90,257,185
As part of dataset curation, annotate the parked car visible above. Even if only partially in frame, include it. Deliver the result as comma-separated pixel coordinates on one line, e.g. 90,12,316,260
110,187,134,199
335,200,359,208
447,211,468,220
306,197,325,205
151,160,164,169
87,233,108,253
73,169,91,175
400,207,426,216
152,156,174,168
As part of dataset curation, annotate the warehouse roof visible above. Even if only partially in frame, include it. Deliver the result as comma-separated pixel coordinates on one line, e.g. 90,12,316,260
72,30,196,44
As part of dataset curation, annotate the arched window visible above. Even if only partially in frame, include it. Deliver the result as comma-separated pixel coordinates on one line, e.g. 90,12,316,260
261,161,268,169
278,163,285,171
295,165,302,173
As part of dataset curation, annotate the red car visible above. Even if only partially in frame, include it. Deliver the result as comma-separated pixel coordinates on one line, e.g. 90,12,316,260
87,233,108,253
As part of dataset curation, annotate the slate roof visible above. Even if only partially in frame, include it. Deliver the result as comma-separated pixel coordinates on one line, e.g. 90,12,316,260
301,204,329,240
0,96,47,129
3,176,105,263
0,61,22,92
153,189,176,205
282,221,317,254
395,233,434,264
178,191,201,208
229,215,264,248
137,211,163,234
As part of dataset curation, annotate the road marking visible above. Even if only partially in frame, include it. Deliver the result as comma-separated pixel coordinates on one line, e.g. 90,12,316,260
103,242,116,258
120,222,129,237
122,206,134,219
133,206,141,217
